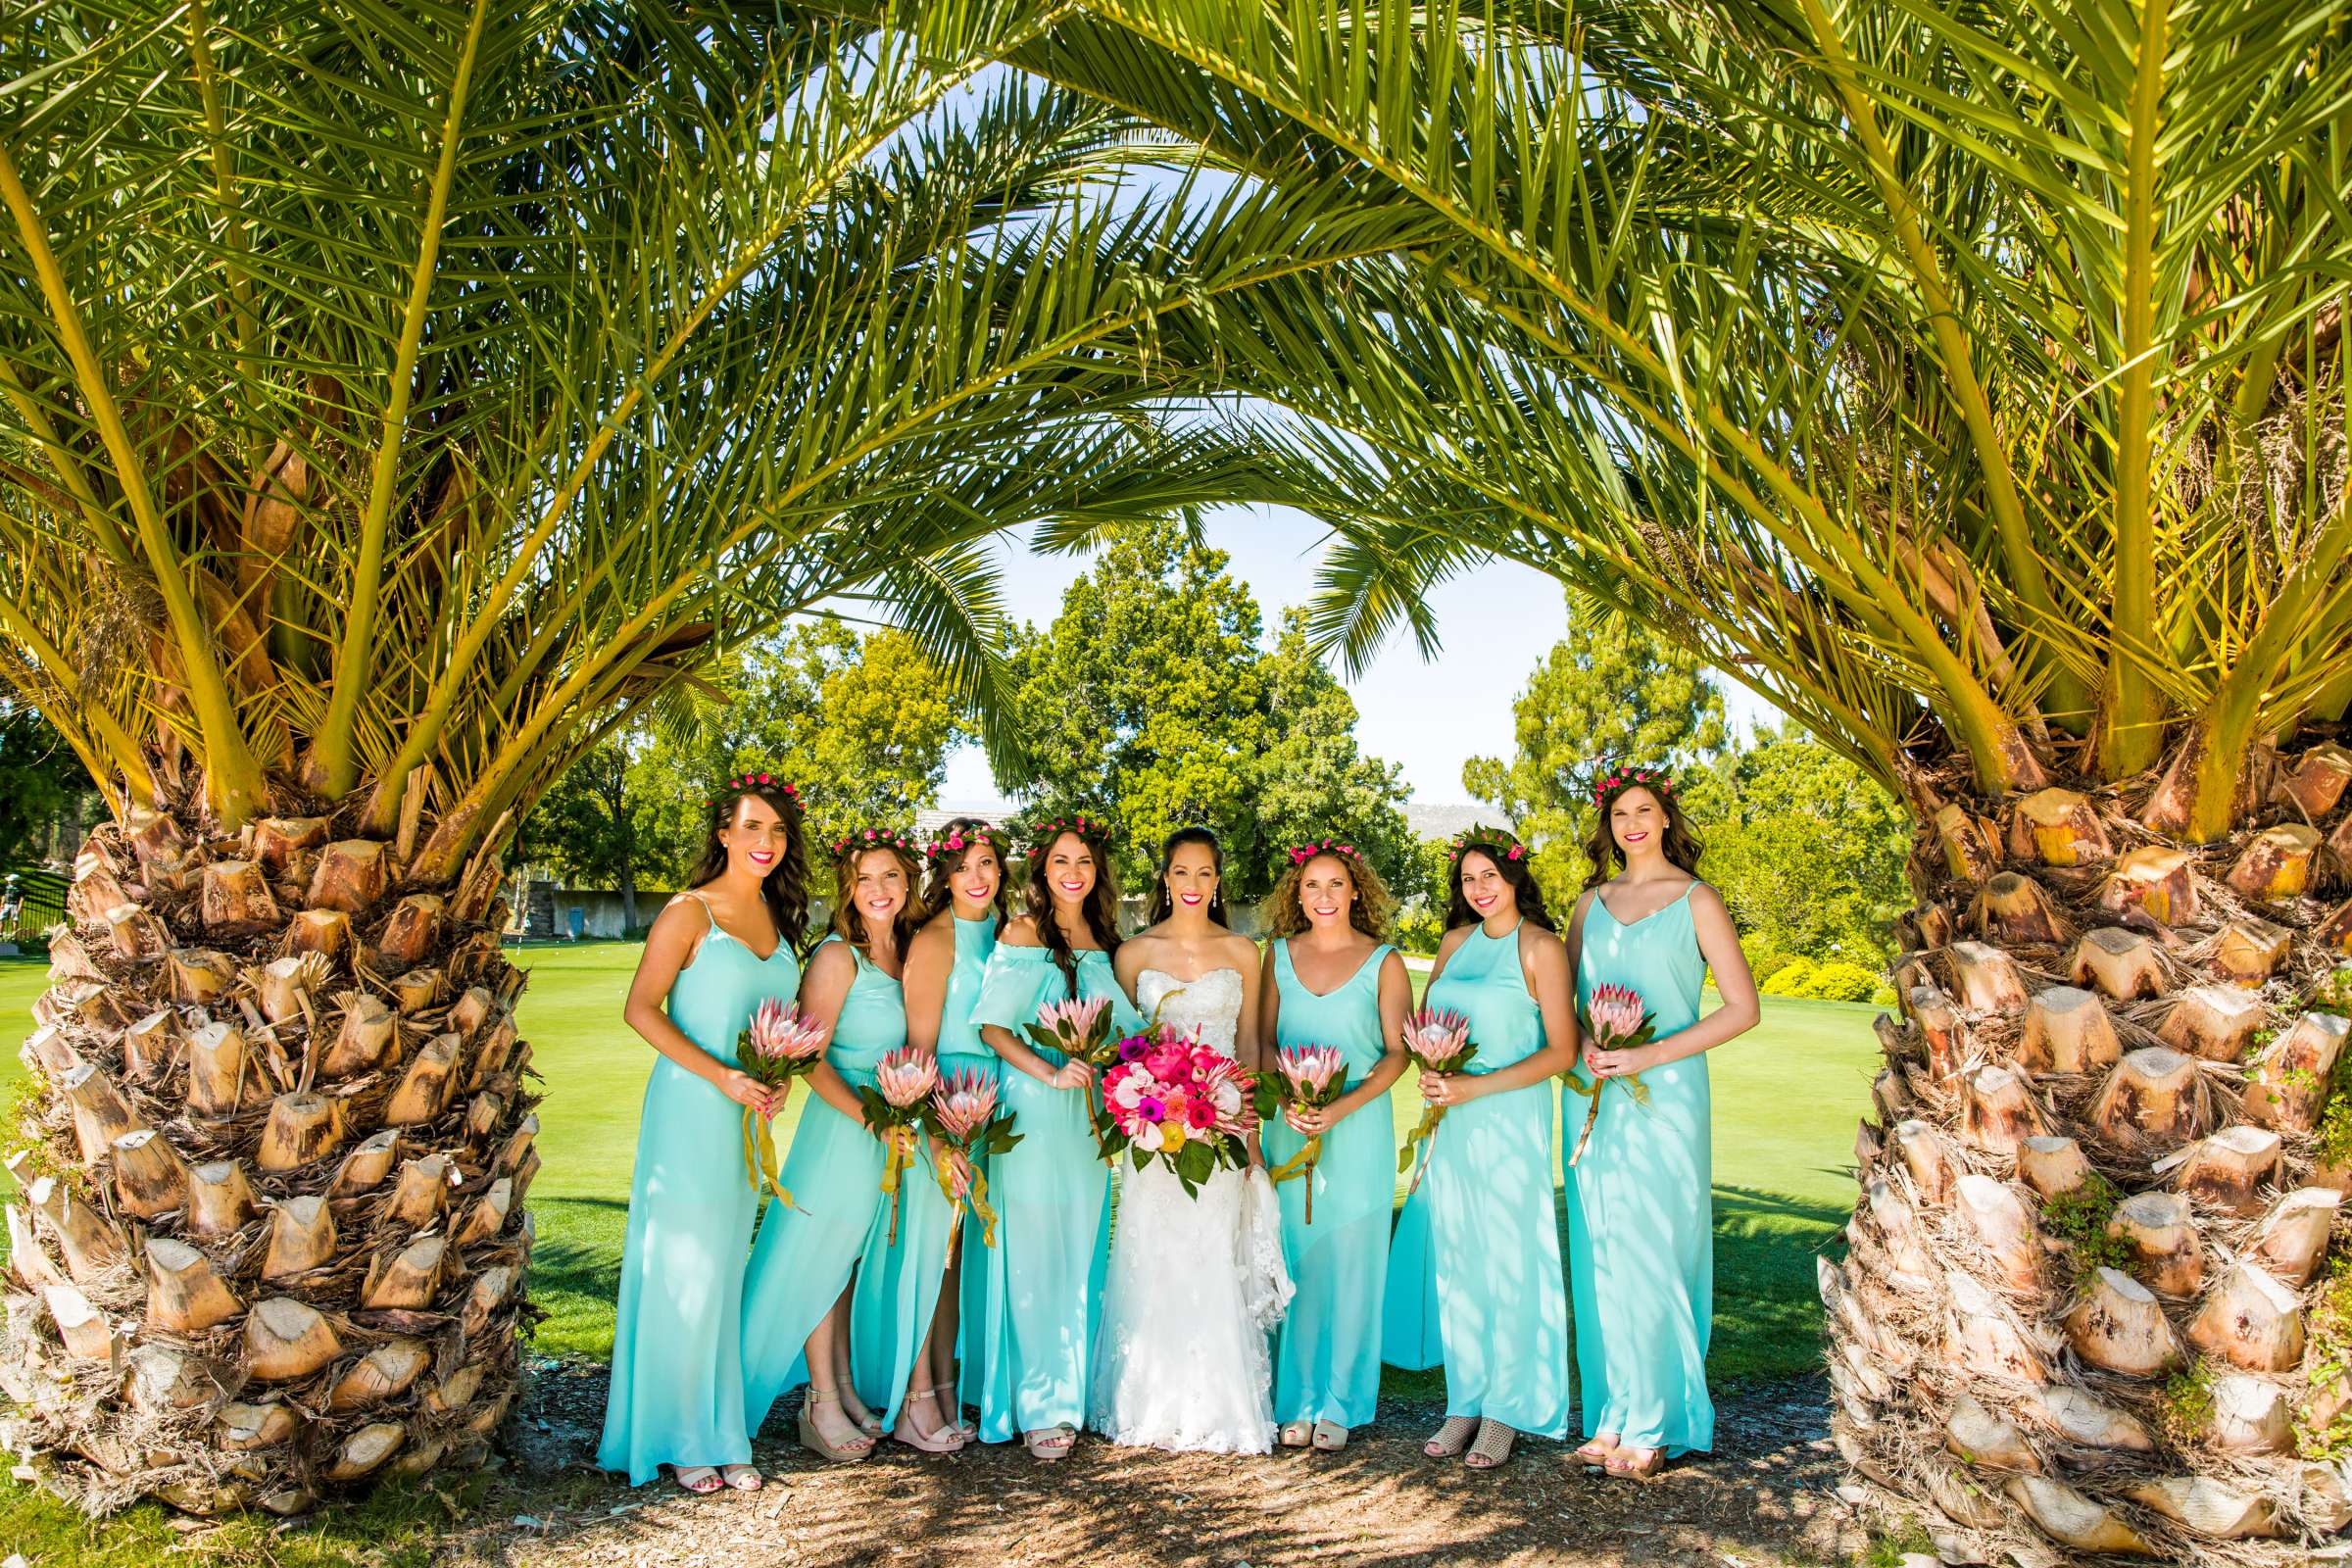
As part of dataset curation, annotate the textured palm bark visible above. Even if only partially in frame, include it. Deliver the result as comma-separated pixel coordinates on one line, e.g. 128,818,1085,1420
1826,747,2352,1564
0,793,539,1515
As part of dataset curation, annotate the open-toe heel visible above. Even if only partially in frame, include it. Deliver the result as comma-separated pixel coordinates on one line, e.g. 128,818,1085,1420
1277,1421,1312,1448
1605,1446,1665,1482
1311,1420,1349,1451
1423,1415,1475,1458
798,1390,875,1463
1022,1425,1075,1463
671,1464,723,1494
1464,1419,1516,1470
1573,1436,1619,1469
894,1389,967,1455
719,1463,762,1492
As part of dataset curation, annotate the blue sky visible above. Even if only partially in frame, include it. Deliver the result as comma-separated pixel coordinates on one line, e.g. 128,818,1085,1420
938,503,1780,807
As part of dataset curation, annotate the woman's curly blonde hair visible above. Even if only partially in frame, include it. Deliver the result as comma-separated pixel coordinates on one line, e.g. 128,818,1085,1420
1261,841,1396,941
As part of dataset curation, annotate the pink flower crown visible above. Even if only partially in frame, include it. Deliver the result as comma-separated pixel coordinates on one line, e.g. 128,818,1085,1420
832,824,918,859
708,771,802,811
1446,825,1527,865
1287,838,1362,867
1022,813,1108,861
1593,764,1676,806
925,823,1007,863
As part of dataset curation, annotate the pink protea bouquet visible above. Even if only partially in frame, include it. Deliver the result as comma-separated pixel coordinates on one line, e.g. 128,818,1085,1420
1565,982,1656,1166
1396,1007,1477,1195
738,998,829,1203
1263,1045,1348,1223
1097,1024,1259,1197
858,1046,940,1245
925,1067,1022,1257
1024,994,1119,1071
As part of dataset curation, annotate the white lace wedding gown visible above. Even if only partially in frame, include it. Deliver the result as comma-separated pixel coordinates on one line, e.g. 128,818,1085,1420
1089,967,1295,1453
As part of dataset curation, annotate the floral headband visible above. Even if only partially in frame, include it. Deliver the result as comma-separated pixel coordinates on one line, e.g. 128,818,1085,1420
925,822,1008,864
1446,825,1527,865
1593,764,1675,806
1022,813,1108,861
832,824,919,859
1287,838,1362,867
708,771,802,811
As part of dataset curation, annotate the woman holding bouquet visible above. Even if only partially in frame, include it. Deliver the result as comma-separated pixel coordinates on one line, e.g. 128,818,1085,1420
971,814,1140,1460
599,776,808,1494
1564,769,1757,1480
1400,826,1578,1470
740,826,928,1462
849,819,1009,1452
1259,842,1410,1451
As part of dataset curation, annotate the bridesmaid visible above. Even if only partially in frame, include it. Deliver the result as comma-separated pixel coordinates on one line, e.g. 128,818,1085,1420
850,819,1009,1452
740,825,928,1462
970,812,1140,1461
1564,767,1757,1480
1409,826,1579,1470
599,774,808,1494
1259,840,1409,1452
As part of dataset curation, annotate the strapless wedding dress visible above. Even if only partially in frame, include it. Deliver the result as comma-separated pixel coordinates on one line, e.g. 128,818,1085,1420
1088,967,1294,1453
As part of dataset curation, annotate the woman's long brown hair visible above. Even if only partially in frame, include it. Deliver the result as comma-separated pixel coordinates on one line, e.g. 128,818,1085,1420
1023,822,1122,998
1582,778,1706,890
1443,827,1556,933
685,784,810,951
923,817,1015,935
829,840,930,962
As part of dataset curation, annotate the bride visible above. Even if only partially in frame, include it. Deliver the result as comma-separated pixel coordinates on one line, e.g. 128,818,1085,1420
1095,826,1294,1453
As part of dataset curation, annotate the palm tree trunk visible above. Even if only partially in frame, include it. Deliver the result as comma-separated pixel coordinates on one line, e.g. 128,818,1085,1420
2,789,537,1514
1827,755,2352,1562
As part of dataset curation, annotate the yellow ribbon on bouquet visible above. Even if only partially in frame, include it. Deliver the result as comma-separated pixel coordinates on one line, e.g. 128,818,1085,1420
741,1107,795,1209
1561,1068,1651,1167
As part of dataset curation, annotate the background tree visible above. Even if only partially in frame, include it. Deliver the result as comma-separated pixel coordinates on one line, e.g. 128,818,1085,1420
1464,596,1727,906
1699,725,1910,980
0,698,82,866
1004,525,1411,901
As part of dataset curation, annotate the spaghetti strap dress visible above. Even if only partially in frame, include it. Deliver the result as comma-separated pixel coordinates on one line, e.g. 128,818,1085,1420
849,916,995,1428
598,899,800,1484
1263,939,1396,1430
739,936,899,1430
1565,884,1715,1455
1406,922,1571,1438
965,942,1141,1441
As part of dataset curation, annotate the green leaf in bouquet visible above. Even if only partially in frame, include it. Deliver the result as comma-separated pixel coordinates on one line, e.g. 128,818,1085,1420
1022,1023,1065,1056
1176,1139,1215,1186
855,1084,892,1131
1130,1145,1151,1171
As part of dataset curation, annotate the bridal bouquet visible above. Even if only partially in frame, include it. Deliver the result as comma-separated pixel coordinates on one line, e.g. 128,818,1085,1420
858,1046,938,1244
1262,1045,1348,1223
737,998,829,1204
1396,1008,1476,1197
926,1066,1022,1257
1098,1024,1259,1196
1564,982,1655,1166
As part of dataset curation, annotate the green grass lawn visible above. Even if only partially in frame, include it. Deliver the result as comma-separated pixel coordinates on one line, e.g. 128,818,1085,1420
0,943,1879,1388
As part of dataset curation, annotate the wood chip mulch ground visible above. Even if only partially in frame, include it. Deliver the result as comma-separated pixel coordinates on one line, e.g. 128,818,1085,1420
412,1356,1869,1568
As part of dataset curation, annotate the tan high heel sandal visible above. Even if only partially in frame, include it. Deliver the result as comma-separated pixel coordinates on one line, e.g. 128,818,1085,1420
1464,1418,1516,1470
1604,1445,1665,1481
1423,1415,1475,1458
1311,1420,1349,1451
798,1389,875,1463
893,1388,967,1454
1277,1421,1313,1448
1023,1424,1076,1462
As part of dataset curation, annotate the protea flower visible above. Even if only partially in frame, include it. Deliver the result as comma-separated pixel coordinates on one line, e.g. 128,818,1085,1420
862,1047,940,1245
926,1067,1018,1256
1027,995,1116,1067
1566,984,1656,1167
735,998,831,1208
1268,1045,1350,1222
1396,1008,1480,1195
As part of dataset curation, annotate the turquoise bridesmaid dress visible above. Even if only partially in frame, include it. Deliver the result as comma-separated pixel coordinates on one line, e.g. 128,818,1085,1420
966,942,1141,1442
1407,922,1571,1438
1263,939,1396,1430
1379,1182,1444,1371
849,915,995,1429
1565,885,1714,1455
739,936,899,1430
598,904,800,1484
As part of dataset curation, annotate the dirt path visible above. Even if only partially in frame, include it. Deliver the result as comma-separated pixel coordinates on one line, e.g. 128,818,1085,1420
423,1358,1867,1568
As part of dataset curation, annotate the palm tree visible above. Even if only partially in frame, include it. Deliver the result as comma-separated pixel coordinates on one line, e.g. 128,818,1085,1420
1000,2,2352,1558
0,1,1348,1513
